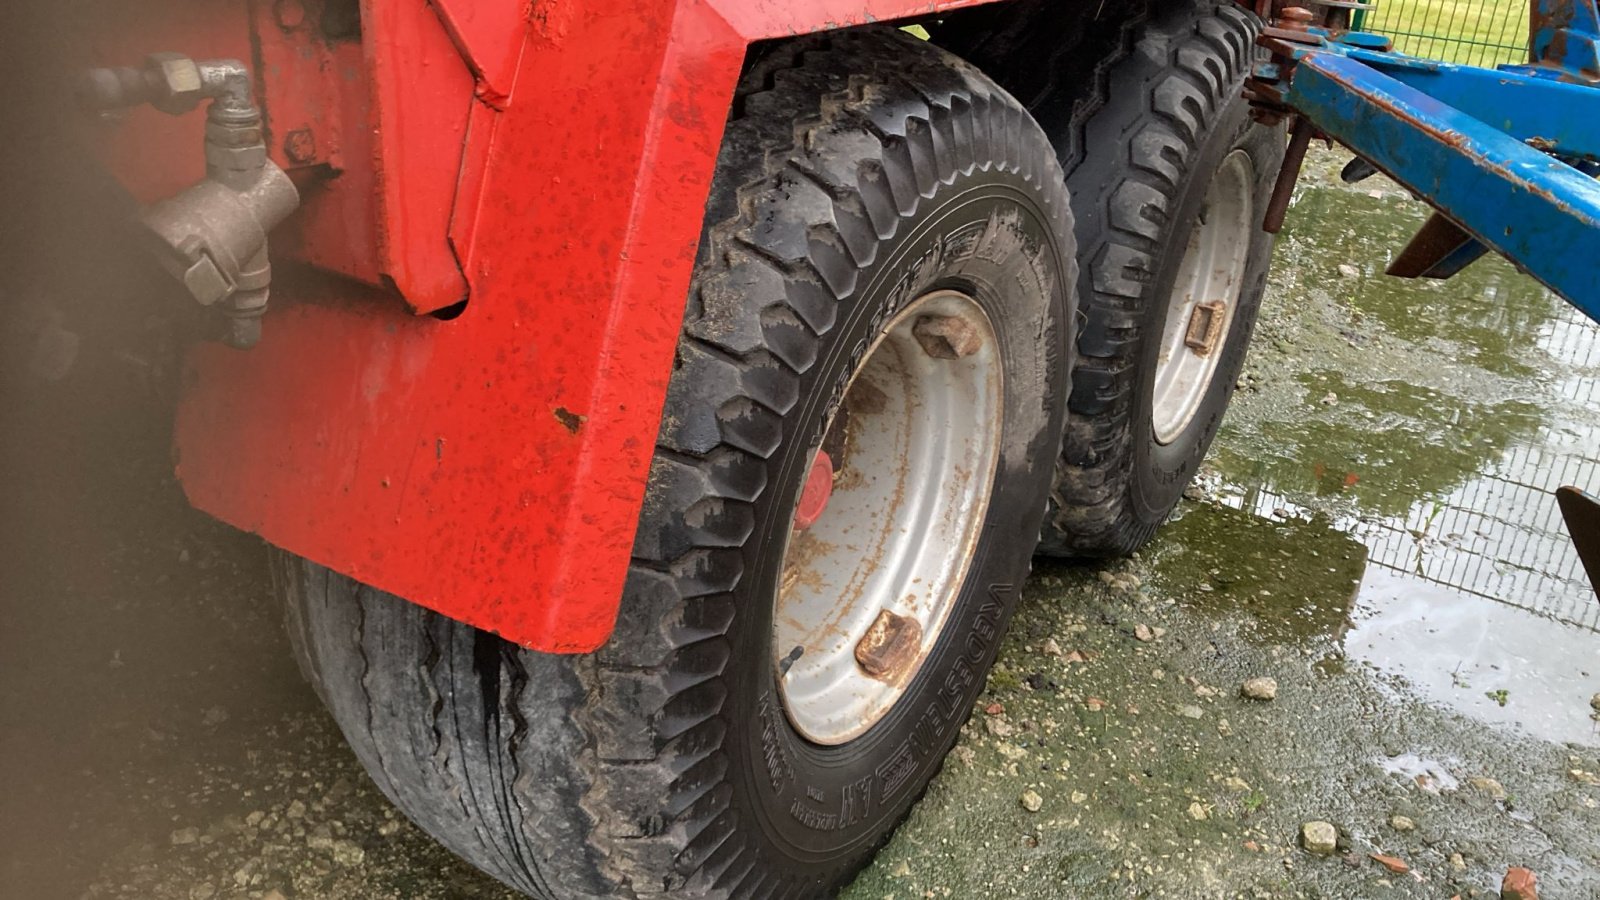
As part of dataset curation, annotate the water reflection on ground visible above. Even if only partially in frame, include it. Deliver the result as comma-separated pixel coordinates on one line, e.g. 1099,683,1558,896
1203,152,1600,746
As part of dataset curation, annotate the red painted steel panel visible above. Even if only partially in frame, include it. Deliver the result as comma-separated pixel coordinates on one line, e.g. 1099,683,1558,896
155,0,1012,650
361,1,474,313
251,0,383,284
178,0,747,651
430,0,528,105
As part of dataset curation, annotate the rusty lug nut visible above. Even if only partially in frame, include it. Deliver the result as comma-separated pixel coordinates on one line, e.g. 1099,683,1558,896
1279,6,1315,30
912,314,982,359
855,608,922,681
283,128,317,165
1183,301,1227,356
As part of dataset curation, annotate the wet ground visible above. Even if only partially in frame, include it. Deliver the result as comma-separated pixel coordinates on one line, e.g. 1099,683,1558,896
3,147,1598,899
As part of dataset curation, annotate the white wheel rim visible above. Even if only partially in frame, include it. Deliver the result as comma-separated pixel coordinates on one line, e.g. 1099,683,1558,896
772,290,1004,746
1150,149,1255,445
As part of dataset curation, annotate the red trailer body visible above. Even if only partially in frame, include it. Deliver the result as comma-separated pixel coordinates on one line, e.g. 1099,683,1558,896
89,0,1005,652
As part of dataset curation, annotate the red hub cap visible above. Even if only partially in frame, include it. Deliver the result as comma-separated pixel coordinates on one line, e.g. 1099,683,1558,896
792,450,834,530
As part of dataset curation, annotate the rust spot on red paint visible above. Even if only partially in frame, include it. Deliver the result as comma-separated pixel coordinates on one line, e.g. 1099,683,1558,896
553,406,585,434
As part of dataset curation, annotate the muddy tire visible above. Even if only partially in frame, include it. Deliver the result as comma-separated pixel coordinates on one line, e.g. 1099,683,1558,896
276,29,1074,899
1034,1,1283,557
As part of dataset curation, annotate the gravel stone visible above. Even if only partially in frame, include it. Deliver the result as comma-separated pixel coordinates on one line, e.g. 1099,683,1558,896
1241,677,1279,701
1301,821,1338,855
1502,866,1539,900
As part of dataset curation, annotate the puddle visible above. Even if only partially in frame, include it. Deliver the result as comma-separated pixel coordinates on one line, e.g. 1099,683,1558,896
1200,154,1600,746
1350,568,1600,746
1378,752,1461,794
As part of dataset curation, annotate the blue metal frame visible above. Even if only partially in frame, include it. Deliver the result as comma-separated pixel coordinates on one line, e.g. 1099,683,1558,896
1284,50,1600,320
1531,0,1600,79
1256,3,1600,325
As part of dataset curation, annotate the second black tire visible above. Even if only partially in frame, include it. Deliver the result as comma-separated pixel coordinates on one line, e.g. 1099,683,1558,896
1022,1,1284,556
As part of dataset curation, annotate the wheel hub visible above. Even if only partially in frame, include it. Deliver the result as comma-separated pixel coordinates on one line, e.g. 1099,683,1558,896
772,290,1004,745
1151,149,1256,444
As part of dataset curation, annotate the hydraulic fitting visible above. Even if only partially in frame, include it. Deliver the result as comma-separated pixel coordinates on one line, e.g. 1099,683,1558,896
80,55,299,348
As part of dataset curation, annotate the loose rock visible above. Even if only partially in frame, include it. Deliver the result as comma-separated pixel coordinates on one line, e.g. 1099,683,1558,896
984,717,1015,738
331,838,366,867
1502,866,1539,900
1468,776,1508,800
1389,814,1416,832
1020,790,1043,813
1187,801,1210,821
169,827,200,846
1301,821,1338,855
1337,263,1360,278
1133,624,1155,643
1241,677,1279,701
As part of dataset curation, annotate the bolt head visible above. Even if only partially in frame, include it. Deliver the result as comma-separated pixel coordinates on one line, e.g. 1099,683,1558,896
145,52,204,114
283,128,318,165
274,0,307,29
912,314,982,359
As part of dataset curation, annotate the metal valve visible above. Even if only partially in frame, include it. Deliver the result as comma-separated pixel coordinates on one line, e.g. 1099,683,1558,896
80,54,299,349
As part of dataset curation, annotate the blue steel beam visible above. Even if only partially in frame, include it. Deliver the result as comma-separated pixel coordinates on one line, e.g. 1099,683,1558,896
1331,45,1600,161
1283,50,1600,323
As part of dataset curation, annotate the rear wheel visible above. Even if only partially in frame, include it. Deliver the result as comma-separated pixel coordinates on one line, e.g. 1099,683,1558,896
1027,1,1283,556
278,29,1074,899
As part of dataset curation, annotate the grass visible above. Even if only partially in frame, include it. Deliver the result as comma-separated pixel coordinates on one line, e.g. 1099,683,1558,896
1358,0,1529,66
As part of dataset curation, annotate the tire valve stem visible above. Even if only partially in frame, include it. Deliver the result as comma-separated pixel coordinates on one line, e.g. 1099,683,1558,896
78,54,300,349
778,645,805,677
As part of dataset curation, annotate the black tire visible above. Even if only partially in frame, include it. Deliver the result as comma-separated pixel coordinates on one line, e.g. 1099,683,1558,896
277,29,1074,900
1033,1,1284,557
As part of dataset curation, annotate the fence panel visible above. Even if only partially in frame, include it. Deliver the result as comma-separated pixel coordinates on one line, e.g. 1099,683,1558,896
1355,0,1529,66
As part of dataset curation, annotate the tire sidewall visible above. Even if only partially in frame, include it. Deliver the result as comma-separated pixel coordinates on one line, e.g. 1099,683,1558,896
723,179,1070,871
1127,96,1279,526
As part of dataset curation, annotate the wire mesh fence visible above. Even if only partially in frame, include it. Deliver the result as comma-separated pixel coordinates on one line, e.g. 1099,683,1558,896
1354,0,1530,66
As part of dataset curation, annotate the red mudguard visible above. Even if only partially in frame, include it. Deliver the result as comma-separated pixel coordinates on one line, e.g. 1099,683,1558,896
91,0,1004,651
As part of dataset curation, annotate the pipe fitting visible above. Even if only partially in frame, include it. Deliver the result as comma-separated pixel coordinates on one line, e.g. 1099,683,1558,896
79,54,298,348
